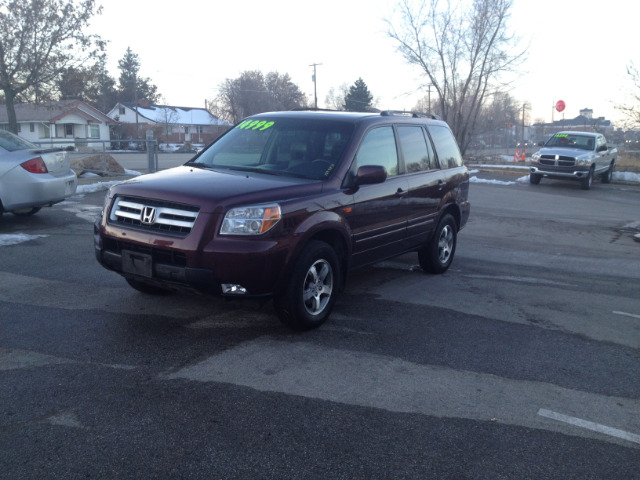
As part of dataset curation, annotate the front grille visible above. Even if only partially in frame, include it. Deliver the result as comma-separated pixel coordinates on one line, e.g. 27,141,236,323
539,155,575,167
109,196,199,236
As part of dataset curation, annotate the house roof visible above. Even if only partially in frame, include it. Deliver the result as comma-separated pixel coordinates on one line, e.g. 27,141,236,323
117,102,231,126
534,114,612,128
0,99,116,124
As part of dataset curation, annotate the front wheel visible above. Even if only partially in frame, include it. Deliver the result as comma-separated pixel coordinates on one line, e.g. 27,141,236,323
529,173,542,185
581,168,594,190
274,240,340,331
419,214,457,274
600,164,614,184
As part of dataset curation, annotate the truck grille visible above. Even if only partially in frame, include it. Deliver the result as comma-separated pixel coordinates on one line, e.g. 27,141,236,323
539,155,575,167
109,196,200,236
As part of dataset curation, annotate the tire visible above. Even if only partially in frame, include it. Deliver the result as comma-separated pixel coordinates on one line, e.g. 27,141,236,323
274,240,340,331
126,277,172,295
581,168,593,190
600,164,614,184
419,214,457,274
12,207,41,216
529,173,542,185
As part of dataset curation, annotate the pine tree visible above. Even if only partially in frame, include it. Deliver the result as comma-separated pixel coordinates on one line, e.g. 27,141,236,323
344,78,373,111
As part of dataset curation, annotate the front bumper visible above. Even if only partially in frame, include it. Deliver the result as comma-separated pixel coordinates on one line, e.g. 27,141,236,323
530,165,590,180
94,220,288,297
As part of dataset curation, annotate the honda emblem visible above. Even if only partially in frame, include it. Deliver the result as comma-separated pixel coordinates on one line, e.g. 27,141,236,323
141,206,157,225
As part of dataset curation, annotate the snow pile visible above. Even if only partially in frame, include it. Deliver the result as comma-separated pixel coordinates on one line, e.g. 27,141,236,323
613,171,640,184
0,234,48,247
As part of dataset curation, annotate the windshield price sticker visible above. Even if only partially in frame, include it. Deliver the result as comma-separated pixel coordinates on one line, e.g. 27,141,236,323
236,120,275,131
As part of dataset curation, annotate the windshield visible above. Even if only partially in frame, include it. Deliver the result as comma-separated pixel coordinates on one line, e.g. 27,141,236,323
0,129,36,152
545,133,595,151
193,117,354,180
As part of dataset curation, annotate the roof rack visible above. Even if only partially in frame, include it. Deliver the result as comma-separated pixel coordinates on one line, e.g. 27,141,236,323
380,110,440,120
289,107,338,112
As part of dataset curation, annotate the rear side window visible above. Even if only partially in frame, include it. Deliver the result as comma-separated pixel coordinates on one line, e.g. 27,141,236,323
355,126,398,176
428,125,463,168
397,126,434,172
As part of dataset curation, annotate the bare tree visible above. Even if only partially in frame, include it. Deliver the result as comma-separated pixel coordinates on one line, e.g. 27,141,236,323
615,63,640,128
386,0,525,153
209,70,307,123
0,0,104,133
325,83,349,110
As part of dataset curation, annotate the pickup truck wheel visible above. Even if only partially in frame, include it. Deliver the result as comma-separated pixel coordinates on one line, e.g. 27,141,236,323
126,277,172,295
581,168,594,190
274,240,340,331
529,173,542,185
600,164,613,184
419,214,457,274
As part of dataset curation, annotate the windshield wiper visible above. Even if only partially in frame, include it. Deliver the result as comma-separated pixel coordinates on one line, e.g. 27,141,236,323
184,161,208,168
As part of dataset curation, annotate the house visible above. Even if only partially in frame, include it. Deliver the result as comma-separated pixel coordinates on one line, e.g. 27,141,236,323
107,101,232,146
530,108,614,144
0,99,115,149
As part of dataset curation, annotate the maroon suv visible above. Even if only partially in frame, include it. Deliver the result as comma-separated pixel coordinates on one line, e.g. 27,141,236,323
94,110,470,330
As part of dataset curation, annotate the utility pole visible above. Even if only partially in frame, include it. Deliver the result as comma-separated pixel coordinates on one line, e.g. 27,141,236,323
310,63,322,109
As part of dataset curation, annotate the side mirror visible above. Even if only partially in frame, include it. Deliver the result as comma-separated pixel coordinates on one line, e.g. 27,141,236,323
356,165,387,185
597,145,607,152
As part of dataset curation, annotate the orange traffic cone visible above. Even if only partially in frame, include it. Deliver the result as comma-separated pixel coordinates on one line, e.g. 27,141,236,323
521,147,526,162
513,147,520,162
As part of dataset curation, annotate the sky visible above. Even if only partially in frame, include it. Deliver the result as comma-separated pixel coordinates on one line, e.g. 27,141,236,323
87,0,636,125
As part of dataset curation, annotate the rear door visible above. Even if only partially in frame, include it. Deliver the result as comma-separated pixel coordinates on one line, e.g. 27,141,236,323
396,125,443,248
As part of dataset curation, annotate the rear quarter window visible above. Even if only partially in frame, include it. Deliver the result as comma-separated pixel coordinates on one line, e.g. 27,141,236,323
428,125,463,168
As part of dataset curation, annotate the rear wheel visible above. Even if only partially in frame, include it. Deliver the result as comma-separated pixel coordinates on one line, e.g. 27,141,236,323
274,240,340,331
419,214,457,274
529,173,542,185
12,207,41,216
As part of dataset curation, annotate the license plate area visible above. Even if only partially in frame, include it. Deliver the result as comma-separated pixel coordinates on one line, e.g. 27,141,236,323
122,250,153,278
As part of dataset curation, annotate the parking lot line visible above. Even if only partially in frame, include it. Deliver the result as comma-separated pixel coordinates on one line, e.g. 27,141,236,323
538,408,640,445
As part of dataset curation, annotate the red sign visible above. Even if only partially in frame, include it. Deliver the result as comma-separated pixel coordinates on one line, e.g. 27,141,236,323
555,100,566,112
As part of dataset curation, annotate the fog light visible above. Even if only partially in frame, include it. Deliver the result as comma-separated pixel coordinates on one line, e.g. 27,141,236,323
221,284,247,295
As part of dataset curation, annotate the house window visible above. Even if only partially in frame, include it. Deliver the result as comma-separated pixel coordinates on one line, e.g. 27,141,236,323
184,126,189,134
119,107,125,115
65,124,74,137
88,123,100,138
30,123,35,133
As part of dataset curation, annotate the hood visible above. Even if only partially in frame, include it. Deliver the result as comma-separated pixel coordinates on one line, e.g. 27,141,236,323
111,166,323,213
538,146,592,158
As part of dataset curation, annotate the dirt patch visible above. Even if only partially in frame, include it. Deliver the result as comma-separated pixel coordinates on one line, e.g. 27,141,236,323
71,154,125,176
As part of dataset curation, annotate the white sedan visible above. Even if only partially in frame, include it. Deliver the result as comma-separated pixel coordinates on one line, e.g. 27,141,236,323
0,130,77,217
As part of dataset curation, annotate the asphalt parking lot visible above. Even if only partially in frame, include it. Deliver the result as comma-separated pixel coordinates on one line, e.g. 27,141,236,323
1,162,639,479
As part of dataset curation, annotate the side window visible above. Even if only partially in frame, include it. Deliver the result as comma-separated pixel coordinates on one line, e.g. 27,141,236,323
428,125,463,168
397,126,433,172
355,126,398,176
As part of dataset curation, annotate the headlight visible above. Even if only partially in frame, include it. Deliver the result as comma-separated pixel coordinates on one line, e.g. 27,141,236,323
220,204,281,235
575,155,592,166
531,153,540,164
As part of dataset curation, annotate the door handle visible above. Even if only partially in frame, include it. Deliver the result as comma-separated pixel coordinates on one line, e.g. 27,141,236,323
396,188,408,197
